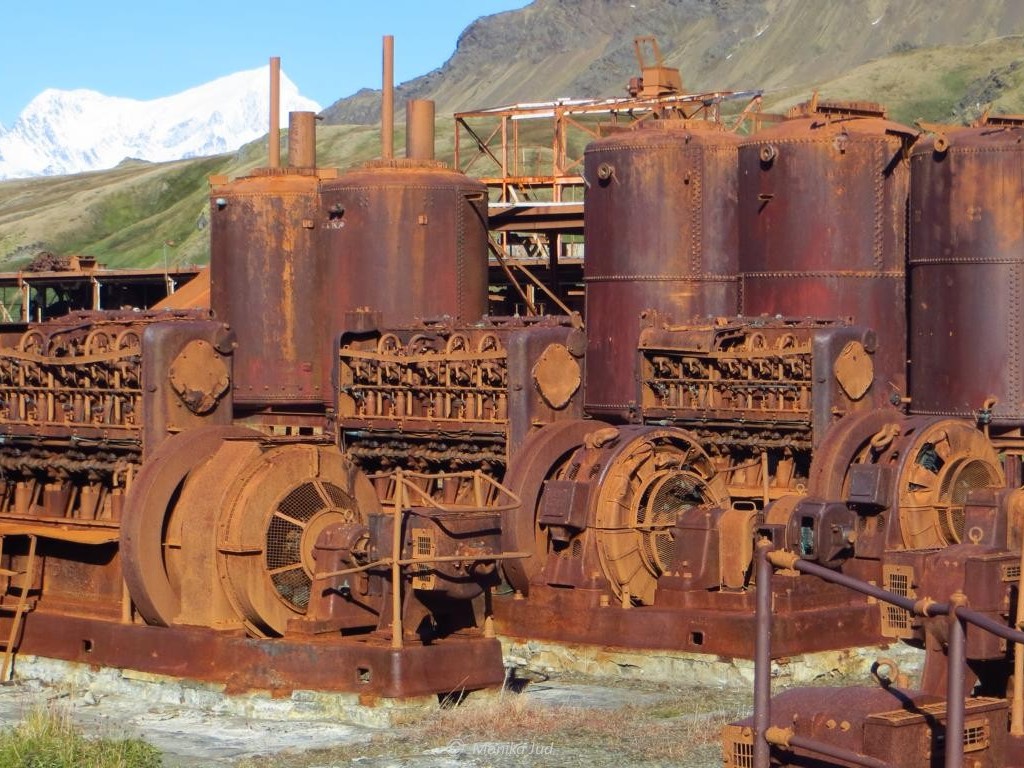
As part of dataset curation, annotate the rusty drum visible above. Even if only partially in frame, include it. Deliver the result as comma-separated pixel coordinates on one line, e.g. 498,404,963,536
210,169,335,405
583,121,741,421
738,103,915,398
908,124,1024,425
320,160,489,326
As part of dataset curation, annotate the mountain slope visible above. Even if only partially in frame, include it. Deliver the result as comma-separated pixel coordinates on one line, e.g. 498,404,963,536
0,66,320,180
4,0,1024,271
321,0,1024,124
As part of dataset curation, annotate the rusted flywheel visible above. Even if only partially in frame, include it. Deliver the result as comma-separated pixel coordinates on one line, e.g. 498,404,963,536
173,441,381,637
590,427,725,605
122,432,379,637
877,417,1003,549
120,425,262,626
500,419,613,594
808,412,1003,550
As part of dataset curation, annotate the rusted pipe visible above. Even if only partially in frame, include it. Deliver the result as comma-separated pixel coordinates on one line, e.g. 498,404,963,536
1013,530,1024,735
268,57,281,169
381,35,394,160
773,553,948,616
406,99,435,161
765,729,890,768
945,592,966,768
288,111,317,170
753,537,773,768
391,468,404,650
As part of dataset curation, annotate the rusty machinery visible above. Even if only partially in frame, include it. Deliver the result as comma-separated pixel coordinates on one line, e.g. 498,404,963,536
0,48,521,698
0,38,1021,751
720,120,1024,766
490,100,926,658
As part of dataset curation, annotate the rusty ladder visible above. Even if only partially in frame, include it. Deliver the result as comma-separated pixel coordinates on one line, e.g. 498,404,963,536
0,534,37,682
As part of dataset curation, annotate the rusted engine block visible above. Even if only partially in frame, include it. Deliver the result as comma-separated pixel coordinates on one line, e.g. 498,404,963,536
0,310,232,524
337,315,586,478
494,315,887,656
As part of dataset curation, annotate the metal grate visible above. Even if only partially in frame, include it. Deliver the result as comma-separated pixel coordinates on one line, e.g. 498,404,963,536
416,534,433,557
938,459,1000,543
265,480,349,611
721,726,754,768
882,565,915,638
638,472,706,574
1003,563,1021,582
964,718,989,752
279,482,327,523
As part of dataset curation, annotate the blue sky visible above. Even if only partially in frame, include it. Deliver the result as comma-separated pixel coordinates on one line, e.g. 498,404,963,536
0,1,531,126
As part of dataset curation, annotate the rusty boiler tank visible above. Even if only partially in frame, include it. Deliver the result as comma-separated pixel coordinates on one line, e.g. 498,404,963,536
583,120,741,421
908,122,1024,427
738,100,915,398
209,111,340,407
320,100,489,326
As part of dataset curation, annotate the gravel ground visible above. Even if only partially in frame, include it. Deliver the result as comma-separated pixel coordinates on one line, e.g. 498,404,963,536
0,641,924,768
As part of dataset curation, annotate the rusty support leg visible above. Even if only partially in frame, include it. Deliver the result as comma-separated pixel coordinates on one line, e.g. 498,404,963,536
754,537,773,768
946,591,967,768
547,233,560,301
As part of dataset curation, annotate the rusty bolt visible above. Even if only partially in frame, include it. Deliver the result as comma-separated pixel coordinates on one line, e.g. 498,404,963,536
759,144,778,163
596,162,615,181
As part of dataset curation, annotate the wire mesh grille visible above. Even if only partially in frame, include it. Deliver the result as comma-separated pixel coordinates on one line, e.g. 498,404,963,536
265,480,348,611
939,459,999,543
638,473,705,574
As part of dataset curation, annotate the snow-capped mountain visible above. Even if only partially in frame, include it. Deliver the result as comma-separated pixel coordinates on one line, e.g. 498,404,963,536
0,66,321,180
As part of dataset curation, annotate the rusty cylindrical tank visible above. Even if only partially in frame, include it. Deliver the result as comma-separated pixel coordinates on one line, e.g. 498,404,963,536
583,121,741,421
738,103,915,398
320,161,489,325
210,112,340,406
908,124,1024,425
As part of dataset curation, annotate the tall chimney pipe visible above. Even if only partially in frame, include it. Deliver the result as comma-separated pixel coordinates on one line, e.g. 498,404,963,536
406,99,435,161
288,112,317,169
269,56,281,168
382,35,394,160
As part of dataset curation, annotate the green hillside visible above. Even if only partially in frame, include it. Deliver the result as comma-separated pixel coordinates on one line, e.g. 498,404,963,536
1,10,1023,270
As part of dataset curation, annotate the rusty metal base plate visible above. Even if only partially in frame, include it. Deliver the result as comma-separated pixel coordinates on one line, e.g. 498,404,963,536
18,612,505,697
493,586,880,658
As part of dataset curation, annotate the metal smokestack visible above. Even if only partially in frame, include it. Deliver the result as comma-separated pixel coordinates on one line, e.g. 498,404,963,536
406,99,435,161
288,111,317,169
382,35,394,160
269,56,281,168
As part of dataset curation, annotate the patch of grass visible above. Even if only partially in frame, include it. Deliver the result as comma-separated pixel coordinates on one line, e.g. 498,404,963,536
0,704,161,768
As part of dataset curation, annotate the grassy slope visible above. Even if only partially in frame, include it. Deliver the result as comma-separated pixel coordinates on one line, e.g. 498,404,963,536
1,34,1023,269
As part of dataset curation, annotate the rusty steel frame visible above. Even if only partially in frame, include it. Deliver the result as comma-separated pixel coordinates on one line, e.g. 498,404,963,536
453,90,764,205
455,89,762,316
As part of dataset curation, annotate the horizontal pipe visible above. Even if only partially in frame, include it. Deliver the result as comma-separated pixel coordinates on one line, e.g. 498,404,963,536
779,733,891,768
782,555,949,616
784,554,1024,644
957,605,1024,645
